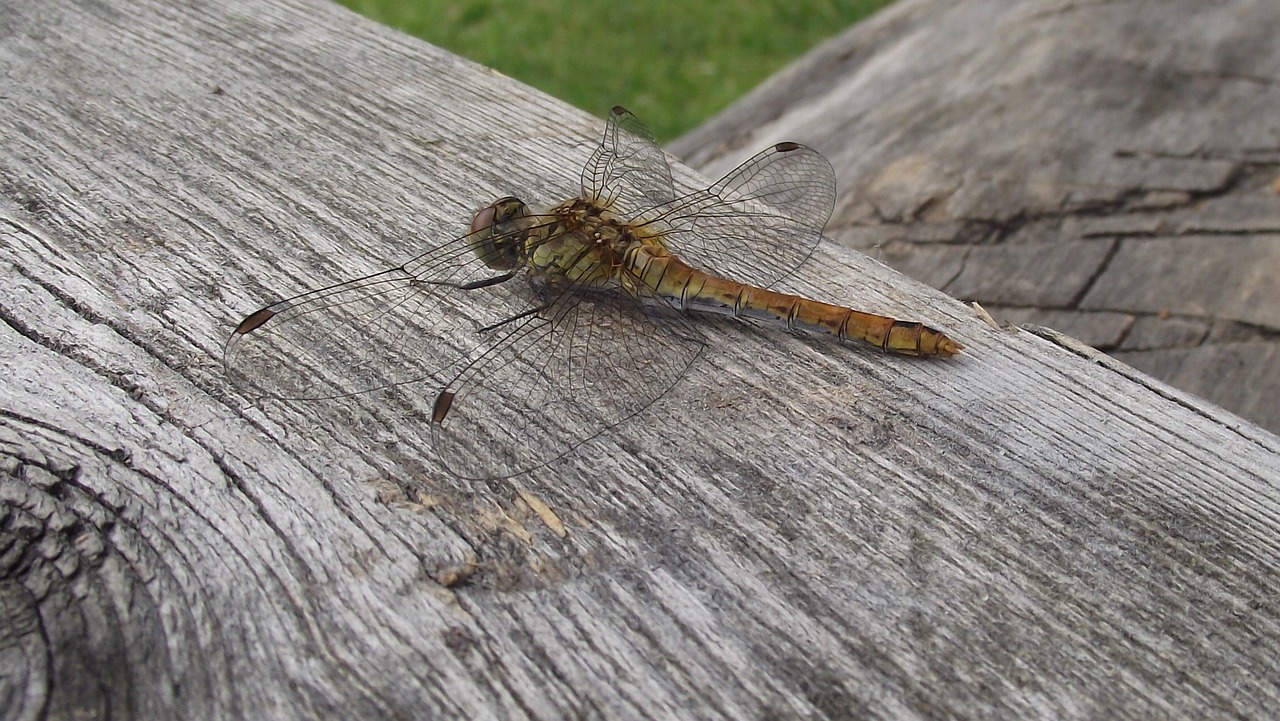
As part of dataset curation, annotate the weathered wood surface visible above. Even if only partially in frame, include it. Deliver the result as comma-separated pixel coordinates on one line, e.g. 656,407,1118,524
672,0,1280,438
1,0,1278,719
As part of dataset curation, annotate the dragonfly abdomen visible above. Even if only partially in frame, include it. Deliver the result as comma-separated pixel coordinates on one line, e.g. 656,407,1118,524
629,247,960,358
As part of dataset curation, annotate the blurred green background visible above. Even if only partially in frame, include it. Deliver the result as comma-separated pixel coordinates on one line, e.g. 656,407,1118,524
337,0,895,141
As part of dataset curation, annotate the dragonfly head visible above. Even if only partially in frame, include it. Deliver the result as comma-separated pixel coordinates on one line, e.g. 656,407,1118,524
469,196,530,270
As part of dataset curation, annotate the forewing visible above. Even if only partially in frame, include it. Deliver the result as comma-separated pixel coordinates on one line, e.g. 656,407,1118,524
223,219,556,402
581,105,676,212
431,282,705,480
638,142,836,289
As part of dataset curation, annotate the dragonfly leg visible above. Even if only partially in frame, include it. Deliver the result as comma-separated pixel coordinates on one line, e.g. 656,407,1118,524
408,268,518,292
478,303,548,334
457,269,518,290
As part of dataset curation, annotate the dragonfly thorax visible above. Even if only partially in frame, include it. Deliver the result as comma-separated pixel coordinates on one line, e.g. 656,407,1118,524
521,197,640,288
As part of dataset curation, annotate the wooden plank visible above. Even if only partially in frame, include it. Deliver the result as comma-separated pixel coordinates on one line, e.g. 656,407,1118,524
1080,235,1280,329
1,0,1278,719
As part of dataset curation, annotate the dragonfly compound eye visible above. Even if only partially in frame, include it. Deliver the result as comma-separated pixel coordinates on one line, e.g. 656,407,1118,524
469,196,528,270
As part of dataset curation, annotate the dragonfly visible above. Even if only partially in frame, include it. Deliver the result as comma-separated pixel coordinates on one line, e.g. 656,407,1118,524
224,106,961,479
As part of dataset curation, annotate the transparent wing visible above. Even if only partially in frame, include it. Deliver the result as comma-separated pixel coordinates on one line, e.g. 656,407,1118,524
223,216,561,402
635,142,836,289
581,105,676,211
430,279,705,480
226,210,704,480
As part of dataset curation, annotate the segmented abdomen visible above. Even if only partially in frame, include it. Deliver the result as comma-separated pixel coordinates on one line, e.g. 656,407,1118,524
628,245,962,357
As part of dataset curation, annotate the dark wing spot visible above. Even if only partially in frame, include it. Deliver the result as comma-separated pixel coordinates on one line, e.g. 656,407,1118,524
235,307,276,335
432,390,456,424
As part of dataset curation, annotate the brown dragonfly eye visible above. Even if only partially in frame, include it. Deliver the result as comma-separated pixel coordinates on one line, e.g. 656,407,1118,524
469,203,497,235
469,197,526,270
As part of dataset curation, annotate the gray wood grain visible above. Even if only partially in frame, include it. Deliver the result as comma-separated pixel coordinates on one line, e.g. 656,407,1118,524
2,0,1278,719
671,0,1280,438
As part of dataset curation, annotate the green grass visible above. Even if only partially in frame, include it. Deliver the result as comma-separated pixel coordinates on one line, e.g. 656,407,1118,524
338,0,894,141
